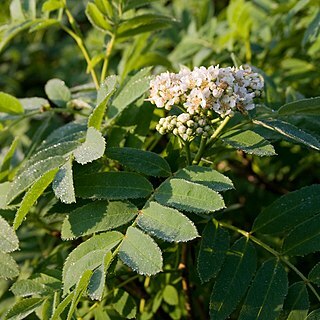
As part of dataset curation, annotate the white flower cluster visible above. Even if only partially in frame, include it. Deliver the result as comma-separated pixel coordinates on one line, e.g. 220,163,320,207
149,65,264,117
149,65,264,140
156,113,212,141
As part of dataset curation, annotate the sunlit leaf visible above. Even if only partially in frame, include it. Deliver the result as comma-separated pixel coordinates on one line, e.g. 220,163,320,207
118,226,162,275
73,127,106,165
45,78,71,107
154,178,225,214
137,201,198,242
221,129,276,156
61,201,137,239
175,165,234,192
0,216,19,253
13,168,59,230
63,231,123,294
0,92,24,114
0,251,19,280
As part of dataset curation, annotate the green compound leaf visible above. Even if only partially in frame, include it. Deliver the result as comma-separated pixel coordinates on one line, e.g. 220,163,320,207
309,262,320,285
7,156,66,205
88,75,118,131
253,119,320,151
4,297,43,320
279,282,309,320
0,251,19,280
278,96,320,116
154,178,225,214
108,68,151,119
75,172,153,200
197,220,230,283
0,216,19,253
117,14,176,38
252,185,320,234
73,127,106,165
67,270,93,320
61,200,137,240
221,129,276,156
13,168,58,230
106,147,171,177
175,165,234,192
210,238,257,320
63,231,123,295
238,259,288,320
306,309,320,320
0,91,24,114
52,157,76,204
112,289,137,319
118,226,163,276
85,2,113,33
282,215,320,256
44,78,71,107
137,201,198,242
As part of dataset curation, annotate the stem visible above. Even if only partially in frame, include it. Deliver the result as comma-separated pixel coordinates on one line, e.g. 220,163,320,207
192,136,207,165
178,243,194,320
60,25,99,89
185,141,192,165
207,115,231,147
100,34,116,83
139,276,150,313
218,220,320,303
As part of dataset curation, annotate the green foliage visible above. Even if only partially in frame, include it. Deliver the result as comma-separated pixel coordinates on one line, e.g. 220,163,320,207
119,226,163,275
0,251,19,280
137,201,198,242
238,259,288,320
0,0,320,319
4,297,43,320
0,92,24,114
209,238,257,320
252,185,320,234
197,220,230,283
74,172,153,200
221,129,276,156
155,178,225,214
73,127,106,165
61,200,137,239
0,216,19,253
13,168,58,229
106,147,172,177
280,282,309,320
63,231,123,294
44,79,71,108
